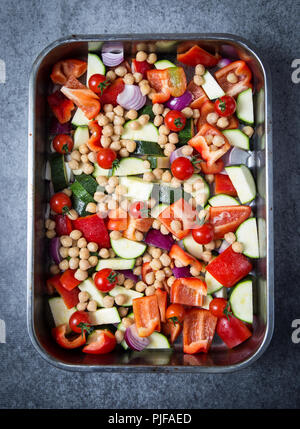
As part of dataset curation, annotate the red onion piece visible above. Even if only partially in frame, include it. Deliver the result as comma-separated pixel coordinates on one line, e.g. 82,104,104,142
217,58,232,68
169,147,192,164
144,229,175,251
101,42,124,67
117,270,139,283
218,240,230,253
117,84,146,110
50,118,71,135
124,324,150,351
49,237,62,264
165,91,192,110
172,266,191,278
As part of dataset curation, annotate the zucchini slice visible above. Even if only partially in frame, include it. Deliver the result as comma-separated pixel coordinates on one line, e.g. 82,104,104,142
113,157,151,176
236,217,259,258
230,279,253,323
86,53,106,83
121,120,159,143
225,165,256,204
109,286,143,307
236,88,254,125
89,307,121,325
111,237,147,259
208,194,240,207
49,153,68,192
48,297,76,327
96,258,136,271
222,129,250,151
134,141,164,156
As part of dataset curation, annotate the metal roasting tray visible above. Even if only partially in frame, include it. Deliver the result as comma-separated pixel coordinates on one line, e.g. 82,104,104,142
27,34,273,372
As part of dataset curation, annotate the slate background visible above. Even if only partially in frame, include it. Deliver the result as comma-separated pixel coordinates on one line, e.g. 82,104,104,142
0,0,299,409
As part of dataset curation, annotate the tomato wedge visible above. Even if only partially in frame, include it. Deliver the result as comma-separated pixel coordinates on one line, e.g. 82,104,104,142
214,60,252,97
133,295,161,337
188,123,231,167
47,275,79,309
216,315,252,348
61,76,100,119
215,173,238,196
183,308,217,354
50,59,87,85
82,329,116,354
177,45,219,67
100,77,125,107
209,205,251,239
171,278,207,307
196,100,239,130
155,288,168,323
206,245,253,288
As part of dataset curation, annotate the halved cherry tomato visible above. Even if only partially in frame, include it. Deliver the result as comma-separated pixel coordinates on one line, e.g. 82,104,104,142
199,159,224,174
52,134,74,154
50,192,72,214
192,223,214,245
171,157,194,180
52,324,86,349
97,147,117,169
87,121,102,152
94,269,117,292
69,311,91,334
131,59,152,78
166,303,185,326
209,298,231,318
100,77,125,106
164,110,186,132
215,95,236,117
88,73,110,95
83,329,116,354
129,201,148,219
54,214,73,236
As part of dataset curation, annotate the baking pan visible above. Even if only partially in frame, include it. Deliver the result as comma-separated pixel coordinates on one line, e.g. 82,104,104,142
27,34,273,372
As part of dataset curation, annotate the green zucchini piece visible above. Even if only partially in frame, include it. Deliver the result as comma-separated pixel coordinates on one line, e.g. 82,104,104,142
134,140,164,156
49,153,68,192
75,173,98,196
138,105,155,121
178,118,194,145
70,180,94,216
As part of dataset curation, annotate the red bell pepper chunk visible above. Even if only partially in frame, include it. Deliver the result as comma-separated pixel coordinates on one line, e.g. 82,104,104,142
199,159,224,175
216,315,252,348
100,77,125,107
54,214,73,236
162,320,182,344
155,288,168,323
187,80,209,109
196,100,239,130
131,59,152,78
146,67,187,104
47,275,79,309
61,76,100,120
206,245,253,288
72,214,110,248
50,59,87,85
169,244,202,272
60,269,81,291
158,198,196,240
133,295,161,337
188,123,231,167
52,324,86,349
177,45,219,68
171,277,207,307
47,91,75,124
183,308,217,354
87,121,102,152
215,173,238,197
82,329,116,354
214,60,252,97
209,205,251,239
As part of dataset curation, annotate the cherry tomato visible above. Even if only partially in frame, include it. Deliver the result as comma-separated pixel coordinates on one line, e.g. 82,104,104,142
50,192,72,214
88,73,110,95
52,134,73,154
164,110,186,132
192,223,214,245
94,268,117,292
96,148,117,169
171,157,194,180
69,311,91,334
166,304,185,325
209,298,231,318
214,96,236,117
129,201,148,219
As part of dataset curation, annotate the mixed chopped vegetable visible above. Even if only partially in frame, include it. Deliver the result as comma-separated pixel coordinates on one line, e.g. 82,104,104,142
45,40,258,356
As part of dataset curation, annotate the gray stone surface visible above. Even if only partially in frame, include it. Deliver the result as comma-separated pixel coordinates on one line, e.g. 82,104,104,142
0,0,300,409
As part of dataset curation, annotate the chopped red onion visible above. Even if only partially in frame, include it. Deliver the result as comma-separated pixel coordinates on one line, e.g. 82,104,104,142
172,266,191,278
50,118,71,135
217,58,232,68
101,41,124,67
144,229,175,251
117,270,139,283
49,237,62,264
124,324,150,351
165,91,192,110
117,84,146,110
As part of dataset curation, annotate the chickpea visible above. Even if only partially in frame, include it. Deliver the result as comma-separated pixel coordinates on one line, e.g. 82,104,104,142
159,124,170,136
164,267,172,277
158,135,168,146
133,266,142,276
213,135,225,147
155,270,166,281
106,71,116,81
201,251,213,263
85,202,97,214
99,248,110,258
79,247,90,260
160,224,170,235
135,231,144,242
122,317,134,328
170,220,182,232
109,249,116,258
133,72,143,83
88,256,98,267
124,278,134,290
115,330,124,344
126,140,136,153
115,294,127,306
140,83,151,96
243,126,254,138
100,136,111,148
168,133,179,144
174,259,184,268
60,235,72,247
153,103,164,115
194,75,205,86
145,271,155,285
181,107,193,118
68,246,79,258
160,253,171,267
77,237,87,248
118,307,128,317
78,291,89,303
114,116,125,126
227,72,238,83
167,276,175,287
138,114,150,126
216,117,229,129
232,241,244,253
154,115,163,127
192,109,200,119
59,246,68,259
70,150,81,161
110,141,122,152
115,66,127,77
119,148,129,158
195,64,205,76
190,266,201,277
87,151,98,163
136,51,147,62
143,171,155,182
45,229,56,239
205,134,214,145
77,302,87,311
45,219,55,230
123,73,135,85
49,264,60,275
147,53,157,64
224,232,236,244
102,124,114,137
96,176,108,186
171,177,181,188
103,295,115,308
161,170,172,183
125,109,138,120
143,253,152,263
150,258,162,271
129,120,141,131
74,269,87,281
183,182,193,193
117,273,125,285
145,286,156,296
98,114,110,126
151,248,162,259
206,112,219,125
110,230,122,240
204,240,215,251
162,107,171,117
136,281,147,292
